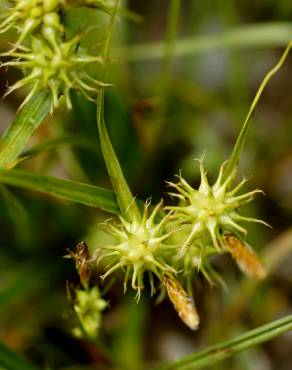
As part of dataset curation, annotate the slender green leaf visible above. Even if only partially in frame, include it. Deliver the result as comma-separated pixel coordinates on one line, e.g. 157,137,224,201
0,169,120,214
157,314,292,370
115,22,292,62
222,39,292,181
0,92,51,169
12,135,97,166
0,340,40,370
96,0,141,222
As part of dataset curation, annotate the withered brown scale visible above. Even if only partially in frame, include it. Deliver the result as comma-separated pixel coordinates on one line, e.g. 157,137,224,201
68,241,92,287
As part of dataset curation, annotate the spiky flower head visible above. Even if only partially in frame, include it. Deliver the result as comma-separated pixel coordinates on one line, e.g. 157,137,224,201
0,0,62,47
1,35,105,112
166,158,268,254
0,0,114,46
95,200,177,301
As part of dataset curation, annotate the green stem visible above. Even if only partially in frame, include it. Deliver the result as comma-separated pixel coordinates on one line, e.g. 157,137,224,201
96,0,141,222
0,91,50,169
222,39,292,181
162,0,181,87
158,0,181,99
157,314,292,370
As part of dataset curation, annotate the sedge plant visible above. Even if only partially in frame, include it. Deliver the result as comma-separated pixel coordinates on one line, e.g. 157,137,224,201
0,0,291,369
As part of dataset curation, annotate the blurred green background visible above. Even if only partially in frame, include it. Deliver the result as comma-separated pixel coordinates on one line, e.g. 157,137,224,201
0,0,292,369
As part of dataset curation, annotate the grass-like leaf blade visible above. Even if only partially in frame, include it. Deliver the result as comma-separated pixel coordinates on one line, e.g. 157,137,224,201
157,314,292,370
0,169,120,214
0,92,50,169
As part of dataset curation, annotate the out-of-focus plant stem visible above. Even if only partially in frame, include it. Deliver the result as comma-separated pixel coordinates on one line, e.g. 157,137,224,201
96,0,141,222
153,0,181,138
116,22,292,62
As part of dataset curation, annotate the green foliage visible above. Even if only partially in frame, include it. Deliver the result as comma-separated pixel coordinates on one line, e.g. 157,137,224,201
0,168,119,213
72,286,107,340
157,314,292,370
0,92,50,168
0,0,291,369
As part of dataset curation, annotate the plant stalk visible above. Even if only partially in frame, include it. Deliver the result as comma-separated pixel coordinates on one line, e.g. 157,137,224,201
157,314,292,370
96,0,141,222
222,39,292,181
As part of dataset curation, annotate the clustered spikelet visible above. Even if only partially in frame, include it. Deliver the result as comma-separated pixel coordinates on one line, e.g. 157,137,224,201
176,242,224,288
0,0,113,44
0,0,114,111
0,0,62,46
85,158,269,329
72,286,107,339
165,158,268,254
2,36,104,112
67,159,267,331
66,242,107,339
96,200,177,301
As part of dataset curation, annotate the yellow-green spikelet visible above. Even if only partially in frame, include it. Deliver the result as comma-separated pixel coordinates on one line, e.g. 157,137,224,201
95,200,177,301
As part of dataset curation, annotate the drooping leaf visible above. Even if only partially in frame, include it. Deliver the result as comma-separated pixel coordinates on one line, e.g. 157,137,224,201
0,169,120,214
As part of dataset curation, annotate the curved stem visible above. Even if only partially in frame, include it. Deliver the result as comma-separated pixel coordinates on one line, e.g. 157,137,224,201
222,39,292,182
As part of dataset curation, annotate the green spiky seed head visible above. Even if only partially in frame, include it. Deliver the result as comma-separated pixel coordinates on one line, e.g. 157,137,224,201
0,0,113,45
0,0,61,46
166,158,268,254
1,35,104,112
95,201,177,301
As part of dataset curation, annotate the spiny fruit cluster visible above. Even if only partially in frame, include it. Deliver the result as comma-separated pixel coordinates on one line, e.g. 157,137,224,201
0,0,114,112
97,200,177,302
91,159,267,330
